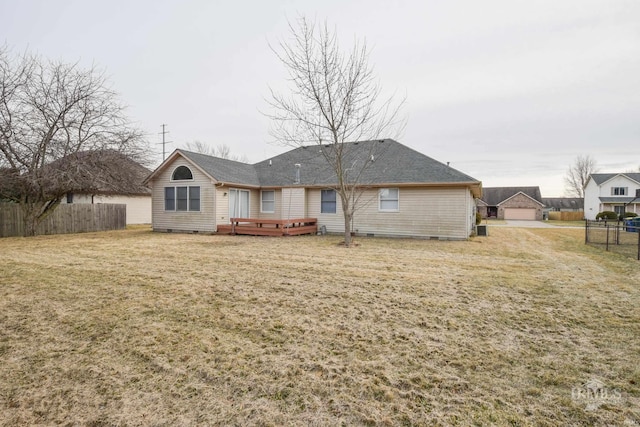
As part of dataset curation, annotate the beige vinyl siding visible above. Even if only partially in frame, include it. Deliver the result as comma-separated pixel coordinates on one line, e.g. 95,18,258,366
249,190,260,218
307,189,345,231
356,188,471,239
151,157,216,233
467,190,476,235
281,188,306,219
215,187,262,223
215,187,228,224
258,189,282,220
308,187,473,239
94,195,151,224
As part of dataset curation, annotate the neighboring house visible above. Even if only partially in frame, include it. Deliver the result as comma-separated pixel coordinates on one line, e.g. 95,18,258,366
61,152,152,225
143,139,483,240
542,197,584,212
477,187,544,220
63,193,151,225
584,173,640,220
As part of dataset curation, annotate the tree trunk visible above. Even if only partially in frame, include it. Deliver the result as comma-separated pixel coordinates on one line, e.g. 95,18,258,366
343,211,352,247
24,219,37,237
20,199,60,237
21,205,39,237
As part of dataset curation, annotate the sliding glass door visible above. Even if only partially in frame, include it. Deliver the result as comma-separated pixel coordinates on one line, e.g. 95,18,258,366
229,189,250,220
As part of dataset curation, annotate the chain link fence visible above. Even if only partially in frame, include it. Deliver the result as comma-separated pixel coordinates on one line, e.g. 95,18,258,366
585,220,640,260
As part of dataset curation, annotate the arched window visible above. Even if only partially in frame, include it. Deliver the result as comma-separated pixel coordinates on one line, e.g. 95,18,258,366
172,165,193,180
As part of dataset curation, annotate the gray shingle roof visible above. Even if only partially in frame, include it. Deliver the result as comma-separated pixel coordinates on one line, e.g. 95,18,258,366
542,197,584,210
590,173,640,185
254,139,479,186
178,150,260,186
599,197,639,203
481,187,542,206
175,139,480,188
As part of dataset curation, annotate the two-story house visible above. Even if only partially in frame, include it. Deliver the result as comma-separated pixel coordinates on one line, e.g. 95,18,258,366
584,173,640,219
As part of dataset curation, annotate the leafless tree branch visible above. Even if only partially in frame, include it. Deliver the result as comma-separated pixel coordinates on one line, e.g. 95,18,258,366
265,17,406,246
181,141,249,163
0,47,149,236
564,155,598,198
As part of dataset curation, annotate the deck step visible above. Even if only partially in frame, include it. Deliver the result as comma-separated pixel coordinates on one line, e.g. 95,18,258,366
216,219,317,236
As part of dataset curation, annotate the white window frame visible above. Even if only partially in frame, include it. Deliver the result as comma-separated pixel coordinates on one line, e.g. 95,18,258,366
164,187,175,211
320,189,337,214
229,188,250,219
171,165,195,182
611,187,628,196
164,185,200,212
261,190,275,213
379,188,399,212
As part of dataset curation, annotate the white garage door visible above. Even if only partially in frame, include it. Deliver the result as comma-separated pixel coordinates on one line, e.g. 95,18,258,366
504,208,536,220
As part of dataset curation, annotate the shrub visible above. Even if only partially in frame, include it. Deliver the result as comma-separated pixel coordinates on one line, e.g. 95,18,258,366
596,211,618,220
475,212,482,225
623,212,638,218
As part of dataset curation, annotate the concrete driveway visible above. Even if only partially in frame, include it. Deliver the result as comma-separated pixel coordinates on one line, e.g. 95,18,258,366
483,220,584,229
480,220,562,228
502,220,557,228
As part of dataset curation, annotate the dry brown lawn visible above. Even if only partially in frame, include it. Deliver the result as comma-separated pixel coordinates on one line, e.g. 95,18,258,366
0,227,639,426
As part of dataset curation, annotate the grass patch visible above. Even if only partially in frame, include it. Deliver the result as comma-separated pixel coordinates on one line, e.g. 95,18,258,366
1,228,639,425
546,220,585,227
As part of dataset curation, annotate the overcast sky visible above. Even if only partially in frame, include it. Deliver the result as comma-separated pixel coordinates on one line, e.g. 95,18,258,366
2,0,639,196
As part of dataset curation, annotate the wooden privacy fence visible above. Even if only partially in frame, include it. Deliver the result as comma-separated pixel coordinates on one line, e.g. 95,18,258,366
0,203,126,237
548,211,584,221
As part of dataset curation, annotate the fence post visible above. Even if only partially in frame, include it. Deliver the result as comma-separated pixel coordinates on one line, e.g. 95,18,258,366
585,219,588,244
606,224,610,251
637,229,640,261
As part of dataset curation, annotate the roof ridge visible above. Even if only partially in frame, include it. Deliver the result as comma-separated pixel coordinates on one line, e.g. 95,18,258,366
155,141,481,188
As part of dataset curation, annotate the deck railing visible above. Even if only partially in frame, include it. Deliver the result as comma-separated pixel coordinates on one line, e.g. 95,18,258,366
217,218,318,236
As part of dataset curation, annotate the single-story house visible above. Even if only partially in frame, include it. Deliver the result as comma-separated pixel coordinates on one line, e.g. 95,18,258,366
541,197,584,212
143,139,483,239
61,151,152,224
584,173,640,219
477,186,544,220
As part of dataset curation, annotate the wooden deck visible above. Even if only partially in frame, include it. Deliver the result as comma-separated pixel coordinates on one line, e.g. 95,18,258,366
217,218,318,236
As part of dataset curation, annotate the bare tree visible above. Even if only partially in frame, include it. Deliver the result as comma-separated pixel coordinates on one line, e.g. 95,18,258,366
266,17,405,246
182,141,249,162
564,155,598,198
0,48,147,236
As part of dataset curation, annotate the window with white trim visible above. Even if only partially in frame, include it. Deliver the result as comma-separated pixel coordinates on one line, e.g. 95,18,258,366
172,165,193,180
261,190,275,213
379,188,399,211
321,189,337,214
189,186,200,211
611,187,627,196
164,186,200,211
165,187,175,210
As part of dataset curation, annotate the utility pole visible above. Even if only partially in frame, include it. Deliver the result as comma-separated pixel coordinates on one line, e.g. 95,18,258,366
159,124,172,160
